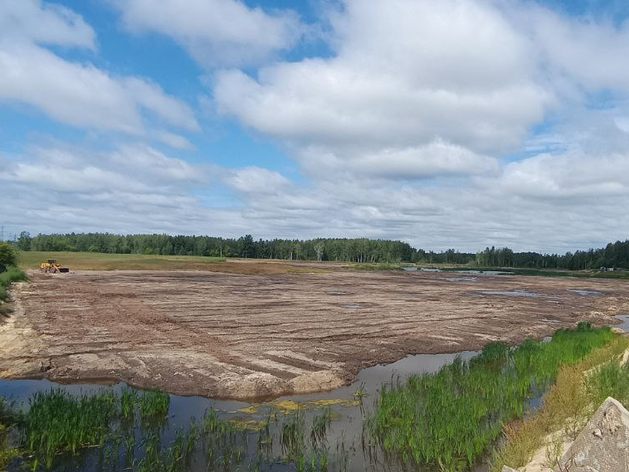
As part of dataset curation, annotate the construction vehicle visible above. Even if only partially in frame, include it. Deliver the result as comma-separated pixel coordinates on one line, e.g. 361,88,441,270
39,260,70,273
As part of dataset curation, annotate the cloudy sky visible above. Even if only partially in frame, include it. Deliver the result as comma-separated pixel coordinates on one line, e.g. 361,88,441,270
1,0,629,252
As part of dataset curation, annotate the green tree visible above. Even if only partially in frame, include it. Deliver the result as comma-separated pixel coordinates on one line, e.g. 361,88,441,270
0,243,17,273
240,234,255,258
17,231,32,251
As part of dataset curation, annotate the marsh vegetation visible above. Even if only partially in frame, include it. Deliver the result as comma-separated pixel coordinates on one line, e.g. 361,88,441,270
1,324,627,472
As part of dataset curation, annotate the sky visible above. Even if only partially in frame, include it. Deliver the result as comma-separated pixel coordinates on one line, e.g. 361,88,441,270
1,0,629,252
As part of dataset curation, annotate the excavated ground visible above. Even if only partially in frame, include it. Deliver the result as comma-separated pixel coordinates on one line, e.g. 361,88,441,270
1,265,628,399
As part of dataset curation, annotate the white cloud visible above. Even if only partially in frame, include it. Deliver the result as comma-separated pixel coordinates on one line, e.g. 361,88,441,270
4,0,629,254
113,0,303,68
0,0,95,49
0,144,205,193
0,142,221,236
0,41,199,135
0,1,199,140
214,0,552,181
498,151,629,199
226,166,292,194
109,144,202,181
518,5,629,94
298,141,498,179
122,78,200,132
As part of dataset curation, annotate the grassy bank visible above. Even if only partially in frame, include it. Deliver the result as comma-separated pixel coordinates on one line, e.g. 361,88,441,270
0,267,28,317
18,251,226,271
365,323,618,471
490,334,629,471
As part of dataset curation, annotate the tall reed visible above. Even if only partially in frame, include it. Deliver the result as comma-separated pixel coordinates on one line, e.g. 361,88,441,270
366,323,616,471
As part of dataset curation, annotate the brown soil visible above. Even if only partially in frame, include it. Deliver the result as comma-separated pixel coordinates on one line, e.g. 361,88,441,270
1,267,628,400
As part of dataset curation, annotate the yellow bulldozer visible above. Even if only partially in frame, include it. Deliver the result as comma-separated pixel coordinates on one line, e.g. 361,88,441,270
39,259,70,273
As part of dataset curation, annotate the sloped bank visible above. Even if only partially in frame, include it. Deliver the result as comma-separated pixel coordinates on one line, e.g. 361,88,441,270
493,330,629,471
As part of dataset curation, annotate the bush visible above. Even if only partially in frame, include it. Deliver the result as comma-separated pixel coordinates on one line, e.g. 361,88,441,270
0,243,17,273
0,267,27,309
0,268,28,288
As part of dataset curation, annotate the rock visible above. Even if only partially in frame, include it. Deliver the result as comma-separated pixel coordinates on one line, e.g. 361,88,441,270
559,397,629,471
502,467,518,472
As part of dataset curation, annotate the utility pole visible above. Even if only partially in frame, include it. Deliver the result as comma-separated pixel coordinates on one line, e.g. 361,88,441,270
0,226,4,242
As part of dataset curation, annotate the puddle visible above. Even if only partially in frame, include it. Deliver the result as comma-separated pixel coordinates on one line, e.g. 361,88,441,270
541,318,561,324
568,289,603,297
477,290,543,298
614,314,629,332
327,291,348,296
446,276,477,282
401,266,418,272
342,304,362,309
419,267,441,272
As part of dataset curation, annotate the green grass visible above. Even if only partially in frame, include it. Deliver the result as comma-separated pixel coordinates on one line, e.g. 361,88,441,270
3,387,339,472
0,398,18,469
22,389,120,469
490,335,629,471
366,323,617,471
0,267,28,287
138,389,170,420
18,251,226,271
0,266,27,312
348,262,404,271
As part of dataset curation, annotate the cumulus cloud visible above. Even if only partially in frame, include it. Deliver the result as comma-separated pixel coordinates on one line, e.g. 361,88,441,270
0,142,220,235
200,0,629,251
517,5,629,94
113,0,304,68
0,1,199,139
213,0,552,181
297,141,499,179
0,144,205,193
0,0,95,48
226,167,292,194
498,151,629,199
4,0,629,253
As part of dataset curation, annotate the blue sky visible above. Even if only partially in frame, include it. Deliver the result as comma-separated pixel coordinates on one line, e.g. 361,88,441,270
1,0,629,252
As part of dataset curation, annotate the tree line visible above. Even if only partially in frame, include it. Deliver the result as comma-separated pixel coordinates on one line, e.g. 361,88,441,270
16,232,420,263
13,232,629,269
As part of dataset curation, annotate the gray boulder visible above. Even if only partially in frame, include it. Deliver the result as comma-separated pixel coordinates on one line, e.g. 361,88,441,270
559,397,629,471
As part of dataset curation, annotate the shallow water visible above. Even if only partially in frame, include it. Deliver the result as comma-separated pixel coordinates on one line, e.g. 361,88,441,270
568,289,603,297
478,290,543,298
614,314,629,332
0,350,479,472
5,317,626,472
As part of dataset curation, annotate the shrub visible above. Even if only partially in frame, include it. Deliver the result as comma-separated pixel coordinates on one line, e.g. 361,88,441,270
0,243,17,273
0,267,28,288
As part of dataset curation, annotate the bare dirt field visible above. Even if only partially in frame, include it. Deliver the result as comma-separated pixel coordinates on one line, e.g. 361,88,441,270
2,264,629,399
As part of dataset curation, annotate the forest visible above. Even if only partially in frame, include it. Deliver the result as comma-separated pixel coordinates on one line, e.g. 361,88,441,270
12,232,629,269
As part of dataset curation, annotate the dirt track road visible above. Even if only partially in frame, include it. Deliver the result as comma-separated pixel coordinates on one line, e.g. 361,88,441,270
1,268,628,399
